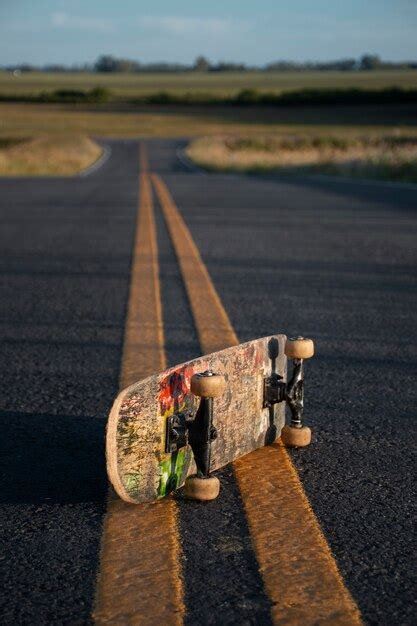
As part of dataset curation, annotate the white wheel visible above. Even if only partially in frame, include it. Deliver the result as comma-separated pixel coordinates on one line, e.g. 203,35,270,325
281,425,312,448
183,475,220,501
285,338,314,360
190,373,226,398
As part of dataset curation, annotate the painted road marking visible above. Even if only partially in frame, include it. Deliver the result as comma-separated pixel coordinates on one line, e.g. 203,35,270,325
119,145,165,389
152,173,236,355
152,173,362,625
93,145,184,625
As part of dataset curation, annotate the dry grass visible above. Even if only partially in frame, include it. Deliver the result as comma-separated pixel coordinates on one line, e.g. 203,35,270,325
1,102,416,140
186,134,417,182
0,134,102,176
0,103,283,138
1,101,416,178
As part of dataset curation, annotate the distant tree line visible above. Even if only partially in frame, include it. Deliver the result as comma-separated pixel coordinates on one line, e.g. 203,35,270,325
3,86,417,107
3,54,417,74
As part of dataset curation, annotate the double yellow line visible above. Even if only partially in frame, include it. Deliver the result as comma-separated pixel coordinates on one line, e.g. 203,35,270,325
94,144,362,625
94,147,184,625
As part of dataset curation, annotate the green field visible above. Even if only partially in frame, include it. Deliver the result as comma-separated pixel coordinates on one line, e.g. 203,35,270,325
1,70,417,99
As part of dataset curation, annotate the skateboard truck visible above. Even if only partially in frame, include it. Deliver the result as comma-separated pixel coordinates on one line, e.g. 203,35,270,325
264,337,314,448
175,370,226,501
187,375,218,478
165,411,192,454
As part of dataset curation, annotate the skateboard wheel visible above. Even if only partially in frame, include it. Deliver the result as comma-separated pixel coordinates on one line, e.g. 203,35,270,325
190,373,226,398
285,338,314,360
183,475,220,501
281,425,311,448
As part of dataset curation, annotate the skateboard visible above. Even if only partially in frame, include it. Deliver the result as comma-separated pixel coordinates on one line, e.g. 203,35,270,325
106,335,314,503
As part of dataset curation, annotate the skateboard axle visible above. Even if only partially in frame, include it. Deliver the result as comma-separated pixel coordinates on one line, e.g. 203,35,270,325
285,358,305,428
165,411,191,453
187,396,217,478
264,355,306,429
165,371,222,480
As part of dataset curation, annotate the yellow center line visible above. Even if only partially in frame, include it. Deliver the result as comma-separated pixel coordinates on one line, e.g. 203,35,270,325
152,173,362,625
151,173,237,355
93,146,185,625
118,145,165,389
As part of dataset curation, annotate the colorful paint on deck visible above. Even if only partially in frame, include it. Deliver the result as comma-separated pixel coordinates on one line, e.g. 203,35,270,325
152,173,363,625
93,144,185,625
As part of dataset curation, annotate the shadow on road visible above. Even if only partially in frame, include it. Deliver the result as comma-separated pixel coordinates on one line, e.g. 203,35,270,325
0,410,107,504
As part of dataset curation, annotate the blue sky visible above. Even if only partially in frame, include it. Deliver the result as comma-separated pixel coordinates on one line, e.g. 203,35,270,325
1,0,416,65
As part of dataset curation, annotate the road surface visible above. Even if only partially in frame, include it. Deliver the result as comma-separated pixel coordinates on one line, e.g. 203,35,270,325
0,139,416,625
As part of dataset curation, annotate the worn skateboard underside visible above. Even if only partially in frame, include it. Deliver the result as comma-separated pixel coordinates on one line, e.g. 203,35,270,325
106,334,287,503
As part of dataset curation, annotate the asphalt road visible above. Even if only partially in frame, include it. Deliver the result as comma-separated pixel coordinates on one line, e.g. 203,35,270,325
0,139,416,625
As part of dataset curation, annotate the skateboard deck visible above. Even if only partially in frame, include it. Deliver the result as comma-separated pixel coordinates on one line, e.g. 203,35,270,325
107,334,287,504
